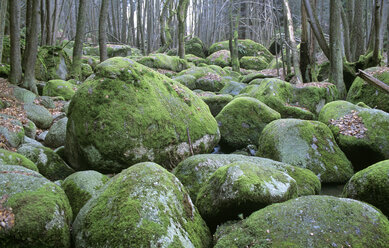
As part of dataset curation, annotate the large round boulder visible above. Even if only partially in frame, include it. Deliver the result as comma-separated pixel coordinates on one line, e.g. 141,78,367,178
0,165,72,247
214,195,389,248
319,100,389,171
65,57,220,173
173,154,321,201
216,97,281,149
347,67,389,112
0,148,38,171
62,170,109,219
72,162,211,248
44,117,68,148
196,161,298,229
343,159,389,216
256,119,353,183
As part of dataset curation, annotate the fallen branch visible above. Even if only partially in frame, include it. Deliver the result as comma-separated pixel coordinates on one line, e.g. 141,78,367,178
357,69,389,94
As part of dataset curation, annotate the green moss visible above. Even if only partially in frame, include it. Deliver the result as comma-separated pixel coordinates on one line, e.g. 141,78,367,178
200,94,233,116
43,80,76,100
209,39,273,62
256,119,353,183
319,100,389,171
72,162,211,248
216,97,281,149
65,57,220,172
206,50,231,67
185,37,206,58
173,154,320,202
239,56,269,71
0,148,38,171
214,195,389,248
0,165,72,248
196,161,298,229
137,53,189,72
81,63,93,80
62,170,108,219
35,46,71,81
0,63,10,77
343,159,389,216
347,67,389,112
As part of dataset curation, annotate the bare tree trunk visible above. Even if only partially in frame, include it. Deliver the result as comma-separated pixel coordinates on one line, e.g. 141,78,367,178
372,0,382,65
46,0,52,45
121,0,127,43
128,0,136,45
22,0,39,94
99,0,109,62
0,0,8,64
147,0,152,54
23,0,32,69
341,5,351,61
302,0,330,60
71,0,88,80
351,0,364,61
9,0,23,85
177,0,189,59
51,0,59,44
379,0,389,51
229,0,240,72
283,0,302,84
330,0,346,98
40,0,46,45
301,0,311,82
137,0,145,54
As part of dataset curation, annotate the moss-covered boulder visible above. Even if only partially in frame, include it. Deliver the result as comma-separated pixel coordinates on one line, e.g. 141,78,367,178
241,72,269,84
0,165,72,248
196,161,298,229
219,80,247,95
173,74,197,89
0,114,25,148
173,154,321,201
343,160,389,216
83,44,140,58
257,119,353,183
62,170,109,219
136,53,189,72
347,67,389,112
12,86,37,104
175,65,227,79
194,72,226,92
35,46,71,81
185,37,206,58
206,50,231,67
65,57,220,173
72,162,211,248
0,148,38,171
216,97,281,149
81,63,93,80
185,54,207,65
214,195,389,248
240,79,338,119
319,101,389,171
239,56,269,71
43,80,77,101
44,117,68,148
17,144,75,181
23,103,53,129
200,94,233,116
209,39,273,61
0,64,10,77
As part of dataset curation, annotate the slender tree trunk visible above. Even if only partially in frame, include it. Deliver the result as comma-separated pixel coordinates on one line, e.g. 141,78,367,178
177,0,189,59
387,11,389,66
0,0,8,64
300,0,311,82
330,0,346,98
22,0,39,94
341,5,351,61
9,0,23,85
283,0,302,84
23,0,32,69
99,0,109,62
71,0,88,80
121,0,128,43
229,0,240,72
137,0,145,54
46,0,52,45
372,0,382,65
51,0,58,44
351,0,364,61
379,0,389,51
302,0,330,60
40,0,46,45
147,0,152,54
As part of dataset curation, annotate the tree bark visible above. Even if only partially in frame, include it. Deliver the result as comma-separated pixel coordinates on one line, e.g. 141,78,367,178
341,5,351,62
372,0,382,65
351,0,364,61
99,0,109,62
229,0,240,72
121,0,128,43
0,0,8,64
45,0,53,45
40,0,46,45
177,0,189,59
330,0,346,98
23,0,32,69
71,0,88,80
22,0,39,94
283,0,302,84
302,0,330,60
300,0,311,82
9,0,23,85
137,0,145,54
